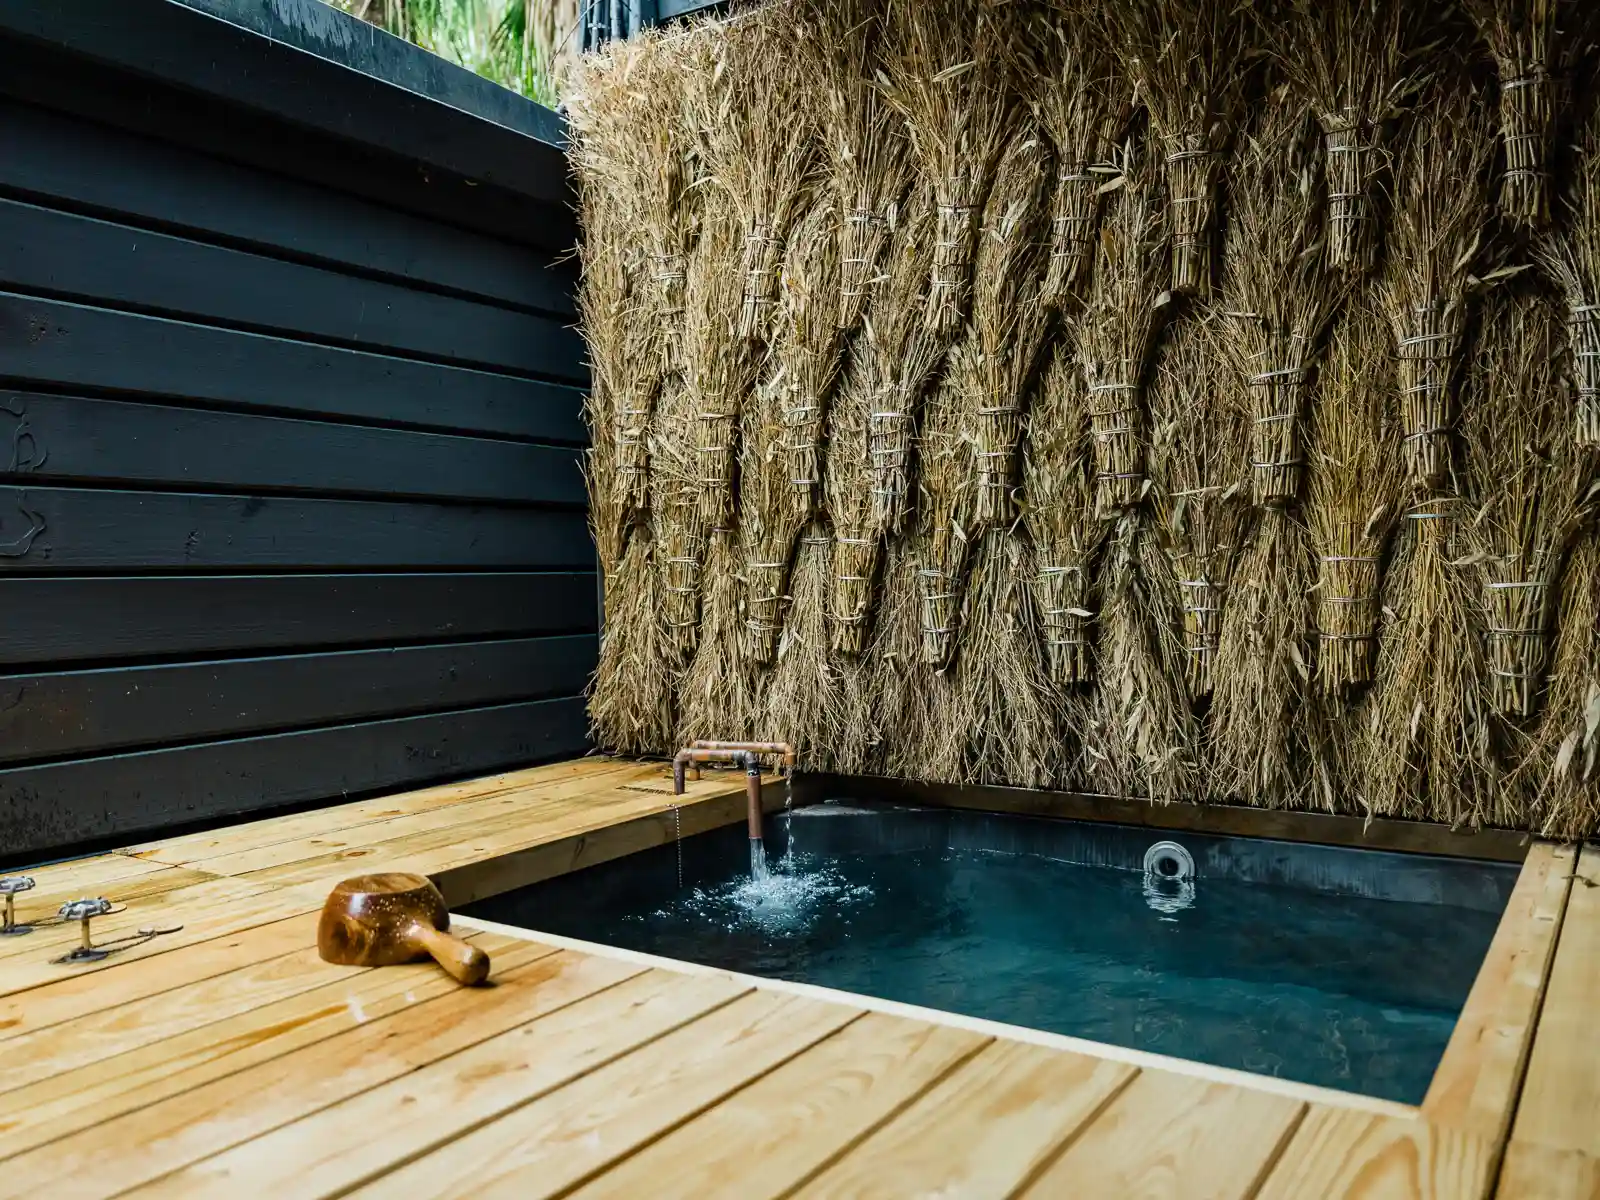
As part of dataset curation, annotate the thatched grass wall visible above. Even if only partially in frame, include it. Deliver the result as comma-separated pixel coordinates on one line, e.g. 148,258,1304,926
570,0,1600,839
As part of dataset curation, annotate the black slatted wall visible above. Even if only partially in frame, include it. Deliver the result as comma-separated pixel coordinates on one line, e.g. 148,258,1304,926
0,0,595,860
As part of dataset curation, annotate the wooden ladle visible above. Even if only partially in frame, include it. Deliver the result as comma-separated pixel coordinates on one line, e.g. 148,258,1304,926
317,872,490,986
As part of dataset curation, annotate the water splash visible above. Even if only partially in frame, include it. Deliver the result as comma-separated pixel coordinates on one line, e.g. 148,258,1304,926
643,851,873,936
749,837,770,883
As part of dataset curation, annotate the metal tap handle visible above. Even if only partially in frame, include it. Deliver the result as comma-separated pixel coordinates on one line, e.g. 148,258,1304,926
58,897,113,921
0,876,36,896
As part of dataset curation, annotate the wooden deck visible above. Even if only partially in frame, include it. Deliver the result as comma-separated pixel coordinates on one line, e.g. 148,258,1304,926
0,755,1589,1198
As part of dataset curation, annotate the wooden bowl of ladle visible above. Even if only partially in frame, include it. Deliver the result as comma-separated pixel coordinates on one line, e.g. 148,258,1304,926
317,872,490,986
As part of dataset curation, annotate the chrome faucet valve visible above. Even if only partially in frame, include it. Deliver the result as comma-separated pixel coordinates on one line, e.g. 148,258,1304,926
0,876,36,936
55,897,115,963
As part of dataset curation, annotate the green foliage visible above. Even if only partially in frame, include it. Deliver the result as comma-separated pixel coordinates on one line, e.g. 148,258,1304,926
327,0,563,108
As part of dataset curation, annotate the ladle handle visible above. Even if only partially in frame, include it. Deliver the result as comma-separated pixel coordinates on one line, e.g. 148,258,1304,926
409,923,490,986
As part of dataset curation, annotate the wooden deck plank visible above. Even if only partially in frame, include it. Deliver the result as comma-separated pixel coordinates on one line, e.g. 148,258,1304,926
0,942,364,1095
1503,844,1600,1160
1497,1143,1600,1199
0,914,314,1043
0,879,329,999
430,782,788,907
234,773,761,895
0,865,221,935
566,1013,992,1200
0,874,285,968
791,1038,1136,1199
335,990,863,1200
0,933,541,1165
190,761,660,878
1019,1069,1305,1199
122,757,638,865
155,972,758,1198
1257,1108,1497,1200
0,853,184,895
1424,842,1576,1141
0,948,644,1197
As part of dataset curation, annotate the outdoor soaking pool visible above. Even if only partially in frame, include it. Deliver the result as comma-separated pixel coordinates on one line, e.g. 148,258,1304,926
464,800,1518,1104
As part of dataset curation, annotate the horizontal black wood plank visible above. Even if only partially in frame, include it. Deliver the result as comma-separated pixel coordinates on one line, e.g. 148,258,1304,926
0,38,576,254
0,0,571,209
0,197,583,374
0,97,576,316
0,634,596,764
0,485,593,571
0,572,598,665
0,293,589,440
0,391,585,506
0,696,591,858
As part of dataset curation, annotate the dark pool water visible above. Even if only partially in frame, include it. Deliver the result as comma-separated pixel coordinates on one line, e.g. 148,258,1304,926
466,803,1515,1104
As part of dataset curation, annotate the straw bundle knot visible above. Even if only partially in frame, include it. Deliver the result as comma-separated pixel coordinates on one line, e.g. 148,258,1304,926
1463,0,1561,227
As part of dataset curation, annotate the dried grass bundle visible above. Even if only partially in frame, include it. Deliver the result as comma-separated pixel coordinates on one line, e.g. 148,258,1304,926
567,47,655,534
1517,530,1600,838
914,128,1049,665
655,182,759,656
960,529,1061,789
1020,5,1131,306
1463,0,1564,227
1365,497,1493,825
913,369,975,669
588,527,677,755
677,530,768,744
700,12,819,341
1083,510,1201,801
1379,81,1496,491
1305,298,1403,693
1104,0,1255,294
740,202,844,663
879,0,1016,336
1536,104,1600,447
1075,145,1171,512
1147,312,1253,699
840,537,924,774
1461,288,1591,720
760,523,845,761
826,204,940,654
1023,341,1105,685
1211,508,1317,807
964,125,1055,527
1220,91,1338,506
1277,0,1437,275
799,0,914,333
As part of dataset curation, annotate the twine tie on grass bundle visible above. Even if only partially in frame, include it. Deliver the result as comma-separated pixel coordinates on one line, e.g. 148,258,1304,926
1036,562,1095,685
740,223,783,341
1485,576,1552,719
1088,376,1143,511
1396,306,1463,489
1323,118,1376,274
1164,139,1222,294
783,397,822,496
931,200,979,332
976,397,1023,525
917,564,960,668
1248,363,1311,505
1046,164,1102,302
1316,546,1382,692
1499,68,1553,211
1570,303,1600,446
830,532,879,656
868,404,914,530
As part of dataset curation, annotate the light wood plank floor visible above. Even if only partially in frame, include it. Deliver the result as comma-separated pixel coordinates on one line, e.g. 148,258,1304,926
0,755,1583,1199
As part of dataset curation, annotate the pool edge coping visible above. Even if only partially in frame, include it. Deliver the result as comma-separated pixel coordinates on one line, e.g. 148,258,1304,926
452,911,1424,1121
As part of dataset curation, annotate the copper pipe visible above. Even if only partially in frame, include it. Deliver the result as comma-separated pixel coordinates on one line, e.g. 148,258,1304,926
672,747,767,842
686,740,797,771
